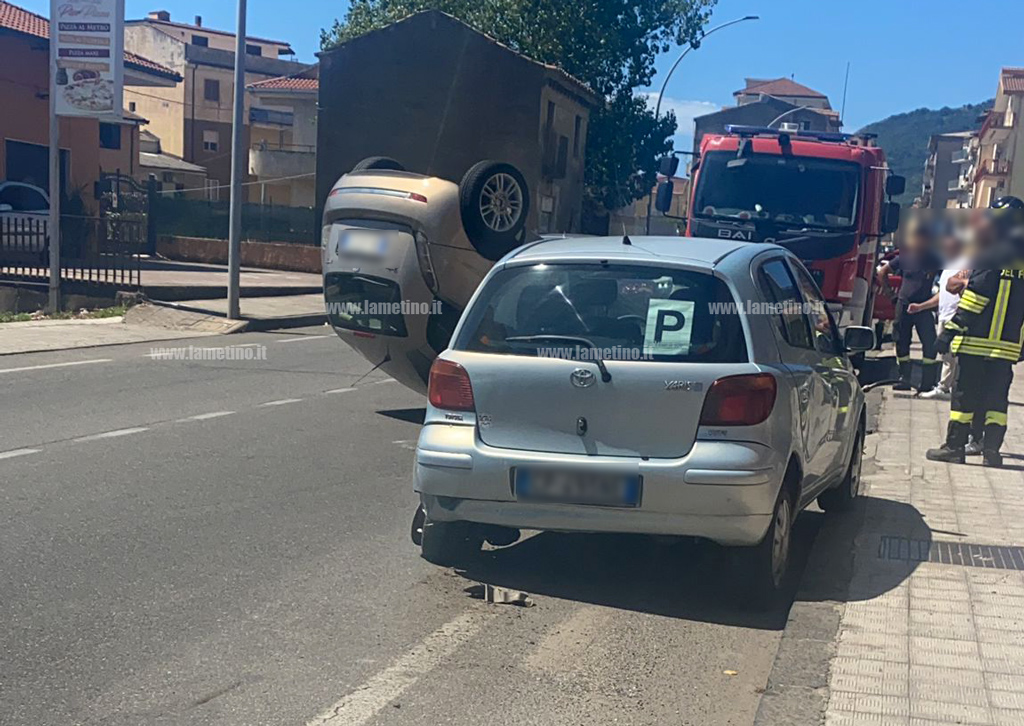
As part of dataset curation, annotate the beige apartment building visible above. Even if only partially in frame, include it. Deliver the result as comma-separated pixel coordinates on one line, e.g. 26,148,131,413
974,68,1024,208
247,66,318,207
123,10,304,197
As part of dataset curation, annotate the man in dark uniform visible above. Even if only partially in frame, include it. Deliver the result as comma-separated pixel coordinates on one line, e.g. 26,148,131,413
877,224,943,392
926,197,1024,467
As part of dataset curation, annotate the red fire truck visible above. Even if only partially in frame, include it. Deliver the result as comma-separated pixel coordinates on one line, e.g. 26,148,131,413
666,126,904,328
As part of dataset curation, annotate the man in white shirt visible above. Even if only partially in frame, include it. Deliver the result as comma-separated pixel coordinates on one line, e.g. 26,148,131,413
910,233,968,400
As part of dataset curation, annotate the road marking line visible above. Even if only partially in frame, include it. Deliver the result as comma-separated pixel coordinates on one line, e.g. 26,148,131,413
0,358,112,374
306,610,493,726
325,387,356,395
184,411,236,421
74,427,149,442
276,335,331,344
260,398,303,407
365,379,397,386
0,449,42,460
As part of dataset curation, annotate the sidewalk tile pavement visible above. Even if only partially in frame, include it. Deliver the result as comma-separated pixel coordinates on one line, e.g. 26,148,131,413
823,378,1024,726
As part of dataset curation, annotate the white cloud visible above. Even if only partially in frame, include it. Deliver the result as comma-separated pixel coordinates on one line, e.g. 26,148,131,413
640,93,719,150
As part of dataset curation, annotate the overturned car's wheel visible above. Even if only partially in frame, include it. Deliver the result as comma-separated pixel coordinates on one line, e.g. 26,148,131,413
459,161,530,261
420,518,484,567
352,156,405,172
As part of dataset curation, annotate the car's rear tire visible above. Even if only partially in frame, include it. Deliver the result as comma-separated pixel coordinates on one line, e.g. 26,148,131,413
738,486,795,609
420,518,484,567
459,161,530,261
352,156,405,172
818,423,864,513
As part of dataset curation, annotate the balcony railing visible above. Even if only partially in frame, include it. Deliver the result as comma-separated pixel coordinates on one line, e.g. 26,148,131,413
249,107,294,126
975,158,1011,183
980,111,1009,138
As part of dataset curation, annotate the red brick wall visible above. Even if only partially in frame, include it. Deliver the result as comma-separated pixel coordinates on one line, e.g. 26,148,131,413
157,235,321,273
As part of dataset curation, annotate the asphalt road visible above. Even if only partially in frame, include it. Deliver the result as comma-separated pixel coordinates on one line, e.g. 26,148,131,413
0,328,824,726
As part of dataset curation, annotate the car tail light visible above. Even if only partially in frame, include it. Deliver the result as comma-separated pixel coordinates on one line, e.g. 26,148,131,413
414,231,438,293
428,359,475,412
699,373,776,427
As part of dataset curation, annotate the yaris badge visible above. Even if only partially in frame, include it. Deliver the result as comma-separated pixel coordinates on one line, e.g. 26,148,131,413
570,369,596,388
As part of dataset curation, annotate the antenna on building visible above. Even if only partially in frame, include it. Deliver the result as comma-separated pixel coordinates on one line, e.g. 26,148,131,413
840,62,851,124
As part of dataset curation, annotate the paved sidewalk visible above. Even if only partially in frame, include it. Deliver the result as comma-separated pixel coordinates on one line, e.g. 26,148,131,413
0,315,223,356
824,382,1024,726
160,293,327,330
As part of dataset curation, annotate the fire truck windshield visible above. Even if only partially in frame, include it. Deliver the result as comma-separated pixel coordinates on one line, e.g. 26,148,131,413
693,151,861,231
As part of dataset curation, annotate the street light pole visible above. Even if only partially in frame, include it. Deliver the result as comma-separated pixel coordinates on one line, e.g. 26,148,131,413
227,0,247,320
645,15,759,234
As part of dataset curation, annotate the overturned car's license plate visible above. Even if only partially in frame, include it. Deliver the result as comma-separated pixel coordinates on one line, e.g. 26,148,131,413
339,231,389,258
514,468,641,507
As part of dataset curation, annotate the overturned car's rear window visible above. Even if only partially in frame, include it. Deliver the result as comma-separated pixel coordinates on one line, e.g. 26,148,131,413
455,263,747,363
325,272,408,337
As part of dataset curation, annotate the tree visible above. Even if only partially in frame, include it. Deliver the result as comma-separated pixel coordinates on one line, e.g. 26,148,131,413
321,0,716,220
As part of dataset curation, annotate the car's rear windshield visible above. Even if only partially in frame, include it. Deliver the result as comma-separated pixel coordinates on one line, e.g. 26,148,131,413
325,272,408,337
455,263,747,363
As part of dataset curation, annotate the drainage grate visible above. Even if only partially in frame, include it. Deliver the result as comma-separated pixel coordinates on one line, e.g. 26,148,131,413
878,536,1024,571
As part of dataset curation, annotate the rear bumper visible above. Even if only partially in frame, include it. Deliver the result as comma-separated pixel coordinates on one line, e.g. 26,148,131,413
414,424,785,546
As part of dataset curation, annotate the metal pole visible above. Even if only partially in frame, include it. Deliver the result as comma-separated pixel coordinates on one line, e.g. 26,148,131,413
227,0,247,320
47,18,61,313
645,15,759,234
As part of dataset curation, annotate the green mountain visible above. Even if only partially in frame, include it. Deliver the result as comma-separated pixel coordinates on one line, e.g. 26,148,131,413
858,100,992,205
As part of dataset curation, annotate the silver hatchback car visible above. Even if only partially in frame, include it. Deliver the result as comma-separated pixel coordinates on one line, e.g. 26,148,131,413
414,236,874,603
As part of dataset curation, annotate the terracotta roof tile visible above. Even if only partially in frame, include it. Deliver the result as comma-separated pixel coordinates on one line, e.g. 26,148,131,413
736,77,827,100
248,76,318,92
0,1,180,81
1002,68,1024,94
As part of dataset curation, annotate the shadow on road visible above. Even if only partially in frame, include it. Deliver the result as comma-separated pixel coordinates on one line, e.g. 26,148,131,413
455,513,822,630
378,408,426,424
450,494,928,629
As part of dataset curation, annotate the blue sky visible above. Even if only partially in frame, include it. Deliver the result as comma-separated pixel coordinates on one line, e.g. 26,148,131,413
20,0,1024,148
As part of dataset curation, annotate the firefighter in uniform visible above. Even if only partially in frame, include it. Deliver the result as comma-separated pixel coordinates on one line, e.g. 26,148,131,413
926,197,1024,467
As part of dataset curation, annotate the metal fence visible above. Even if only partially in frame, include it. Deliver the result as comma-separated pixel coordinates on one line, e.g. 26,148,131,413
151,196,317,245
0,215,142,288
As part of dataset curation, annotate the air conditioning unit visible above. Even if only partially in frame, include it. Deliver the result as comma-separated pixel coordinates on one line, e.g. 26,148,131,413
779,122,801,133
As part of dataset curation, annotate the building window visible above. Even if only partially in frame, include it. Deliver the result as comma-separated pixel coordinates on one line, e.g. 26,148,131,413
205,178,219,201
162,172,174,183
546,100,555,129
191,35,208,47
99,122,121,150
245,44,262,56
202,130,219,152
204,78,220,103
573,115,582,158
128,101,136,113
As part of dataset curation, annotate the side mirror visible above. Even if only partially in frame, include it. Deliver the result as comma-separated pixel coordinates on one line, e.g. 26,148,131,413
658,156,679,178
0,204,12,212
881,201,901,235
885,175,906,197
654,180,674,214
843,325,876,353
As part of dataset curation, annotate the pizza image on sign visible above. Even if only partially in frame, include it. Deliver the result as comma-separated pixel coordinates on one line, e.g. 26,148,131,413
63,77,115,112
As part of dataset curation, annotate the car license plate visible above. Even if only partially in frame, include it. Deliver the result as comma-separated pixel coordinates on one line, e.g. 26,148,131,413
514,468,641,507
339,231,389,258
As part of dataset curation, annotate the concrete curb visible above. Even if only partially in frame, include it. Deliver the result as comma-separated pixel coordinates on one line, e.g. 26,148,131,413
753,392,886,726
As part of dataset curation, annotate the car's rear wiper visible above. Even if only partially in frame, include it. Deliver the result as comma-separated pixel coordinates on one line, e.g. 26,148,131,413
505,334,612,382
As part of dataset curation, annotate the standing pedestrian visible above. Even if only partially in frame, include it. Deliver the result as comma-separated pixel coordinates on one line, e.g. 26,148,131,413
876,223,943,392
926,197,1024,467
915,231,969,400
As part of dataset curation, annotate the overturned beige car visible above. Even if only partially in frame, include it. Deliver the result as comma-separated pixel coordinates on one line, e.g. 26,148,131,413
322,157,531,392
